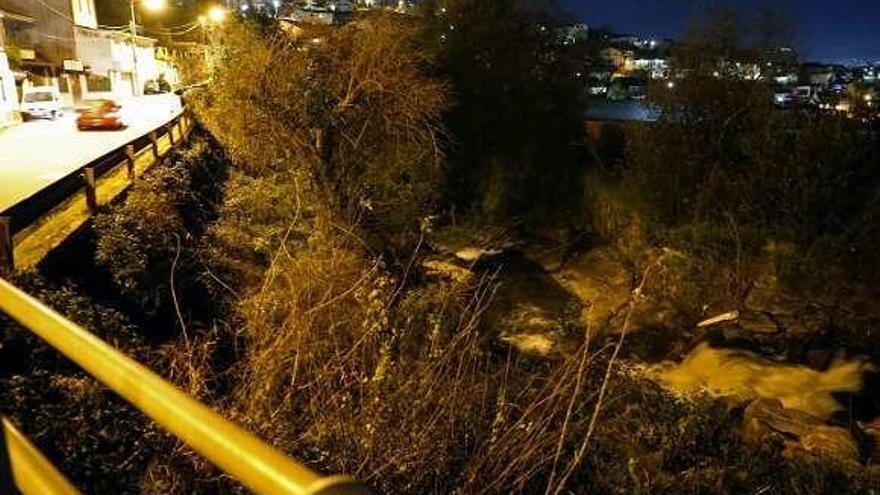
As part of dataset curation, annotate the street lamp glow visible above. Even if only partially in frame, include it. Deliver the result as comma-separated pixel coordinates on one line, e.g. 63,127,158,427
208,6,227,23
142,0,165,11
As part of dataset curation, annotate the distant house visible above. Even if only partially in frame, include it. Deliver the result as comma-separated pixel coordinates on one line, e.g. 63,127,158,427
155,42,204,86
559,23,589,46
800,63,835,87
632,55,668,79
280,1,355,25
601,47,634,74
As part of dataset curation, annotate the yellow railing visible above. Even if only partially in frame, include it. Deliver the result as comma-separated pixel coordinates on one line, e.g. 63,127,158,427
2,417,82,495
0,278,370,495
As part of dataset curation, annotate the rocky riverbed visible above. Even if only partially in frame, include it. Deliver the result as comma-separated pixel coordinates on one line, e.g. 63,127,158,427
426,227,880,468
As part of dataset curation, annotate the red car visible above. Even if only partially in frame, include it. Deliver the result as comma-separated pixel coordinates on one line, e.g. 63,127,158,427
76,99,125,130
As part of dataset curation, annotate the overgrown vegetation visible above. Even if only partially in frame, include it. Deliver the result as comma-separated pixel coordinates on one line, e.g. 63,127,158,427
3,2,880,494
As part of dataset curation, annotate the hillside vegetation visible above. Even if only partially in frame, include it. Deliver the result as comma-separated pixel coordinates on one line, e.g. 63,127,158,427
2,3,880,494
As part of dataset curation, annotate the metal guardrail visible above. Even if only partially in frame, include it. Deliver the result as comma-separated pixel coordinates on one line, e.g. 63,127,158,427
0,277,370,495
0,112,188,272
1,416,83,495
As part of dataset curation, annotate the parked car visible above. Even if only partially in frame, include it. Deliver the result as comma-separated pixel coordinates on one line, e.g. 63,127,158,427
143,75,172,95
143,79,162,95
773,88,793,107
76,99,125,131
20,86,64,121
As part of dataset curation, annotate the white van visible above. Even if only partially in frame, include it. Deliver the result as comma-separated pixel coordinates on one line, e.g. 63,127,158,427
20,86,64,120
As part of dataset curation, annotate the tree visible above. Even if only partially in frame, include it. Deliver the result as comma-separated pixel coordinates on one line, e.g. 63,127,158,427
194,14,448,250
673,5,799,77
675,7,746,75
420,0,589,225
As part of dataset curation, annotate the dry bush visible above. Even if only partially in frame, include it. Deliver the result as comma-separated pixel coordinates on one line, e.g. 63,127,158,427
193,14,448,250
223,230,614,494
94,133,229,316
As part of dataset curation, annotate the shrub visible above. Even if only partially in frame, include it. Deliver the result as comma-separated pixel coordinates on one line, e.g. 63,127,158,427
0,273,154,494
94,132,229,317
194,14,448,253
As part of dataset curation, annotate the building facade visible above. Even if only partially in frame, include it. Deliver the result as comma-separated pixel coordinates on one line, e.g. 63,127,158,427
0,17,18,126
0,0,160,109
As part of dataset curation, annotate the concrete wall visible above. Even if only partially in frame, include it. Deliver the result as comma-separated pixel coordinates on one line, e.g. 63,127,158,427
74,27,157,100
0,50,17,125
0,0,77,66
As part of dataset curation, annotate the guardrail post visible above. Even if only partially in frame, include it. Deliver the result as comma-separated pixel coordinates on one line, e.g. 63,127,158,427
149,131,159,160
0,217,13,272
83,167,97,213
125,144,135,180
167,123,176,145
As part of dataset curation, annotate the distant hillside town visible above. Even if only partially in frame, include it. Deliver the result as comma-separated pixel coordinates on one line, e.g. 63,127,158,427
576,25,877,118
2,0,877,129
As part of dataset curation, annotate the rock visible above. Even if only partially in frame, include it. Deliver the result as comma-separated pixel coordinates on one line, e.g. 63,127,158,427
430,225,516,264
743,273,831,336
737,311,782,335
697,311,740,328
857,417,880,462
422,259,474,284
485,255,583,357
805,349,832,370
498,306,563,357
616,296,689,335
550,247,633,331
798,426,861,462
521,240,569,273
743,398,824,439
454,247,505,264
743,398,861,464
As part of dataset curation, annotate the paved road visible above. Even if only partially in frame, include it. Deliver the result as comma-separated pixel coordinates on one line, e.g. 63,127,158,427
0,94,182,213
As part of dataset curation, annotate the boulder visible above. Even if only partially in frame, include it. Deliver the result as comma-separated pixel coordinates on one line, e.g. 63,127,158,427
736,310,782,335
743,270,831,336
550,247,633,331
497,303,565,357
430,225,516,265
743,398,861,464
857,417,880,462
422,258,475,284
485,254,583,357
454,247,506,264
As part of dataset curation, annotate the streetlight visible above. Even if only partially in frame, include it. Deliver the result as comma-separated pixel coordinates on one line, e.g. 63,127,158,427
129,0,166,96
199,7,227,77
207,6,227,24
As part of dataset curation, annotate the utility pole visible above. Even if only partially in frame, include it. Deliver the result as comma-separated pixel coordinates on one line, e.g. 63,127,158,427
130,0,141,96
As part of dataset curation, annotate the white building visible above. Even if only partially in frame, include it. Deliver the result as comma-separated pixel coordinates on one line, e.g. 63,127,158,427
74,27,159,99
633,57,669,79
0,10,20,126
0,48,16,126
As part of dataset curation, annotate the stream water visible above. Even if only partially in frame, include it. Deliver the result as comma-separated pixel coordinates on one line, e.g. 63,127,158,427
651,342,873,420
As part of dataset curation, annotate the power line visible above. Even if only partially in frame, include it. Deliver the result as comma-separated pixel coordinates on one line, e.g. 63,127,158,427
30,0,76,23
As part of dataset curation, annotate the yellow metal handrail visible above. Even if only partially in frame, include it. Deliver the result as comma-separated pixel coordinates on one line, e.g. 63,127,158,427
0,278,370,495
2,417,82,495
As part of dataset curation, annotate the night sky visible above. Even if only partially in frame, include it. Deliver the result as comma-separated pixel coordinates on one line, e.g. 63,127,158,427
560,0,880,63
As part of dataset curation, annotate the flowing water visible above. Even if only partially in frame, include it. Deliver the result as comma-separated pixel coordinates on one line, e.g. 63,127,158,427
651,343,873,420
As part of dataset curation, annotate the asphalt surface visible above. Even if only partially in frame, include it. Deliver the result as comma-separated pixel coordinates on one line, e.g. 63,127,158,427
0,94,182,213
